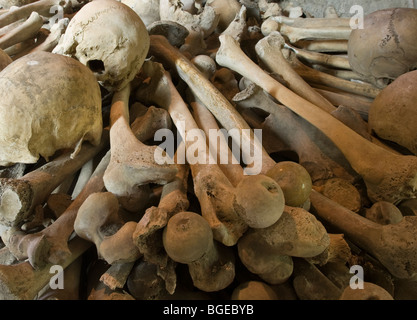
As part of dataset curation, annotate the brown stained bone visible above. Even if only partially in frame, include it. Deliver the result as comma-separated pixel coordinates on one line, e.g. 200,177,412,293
310,189,417,279
136,60,284,245
287,51,381,99
0,11,44,50
0,0,68,28
313,87,372,121
102,81,178,199
99,261,136,291
364,201,403,225
0,131,109,227
148,34,276,175
74,191,141,265
339,282,394,300
163,211,235,292
285,42,351,70
237,230,293,285
0,236,91,300
292,258,343,300
233,81,357,184
4,149,111,269
216,34,417,204
292,39,348,53
254,32,335,113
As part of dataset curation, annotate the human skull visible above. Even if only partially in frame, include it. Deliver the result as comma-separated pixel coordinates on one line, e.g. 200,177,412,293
348,8,417,88
53,0,150,91
0,51,103,166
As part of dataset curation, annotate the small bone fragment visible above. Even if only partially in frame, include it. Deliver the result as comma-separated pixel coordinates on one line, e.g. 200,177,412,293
310,189,417,279
339,282,394,300
100,261,135,291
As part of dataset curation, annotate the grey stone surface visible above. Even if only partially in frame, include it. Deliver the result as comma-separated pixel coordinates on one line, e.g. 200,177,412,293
278,0,415,17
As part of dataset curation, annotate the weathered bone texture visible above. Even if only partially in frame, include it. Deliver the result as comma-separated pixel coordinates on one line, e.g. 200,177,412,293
136,60,284,245
292,258,342,300
369,70,417,156
238,230,293,285
100,261,135,291
0,48,12,71
0,130,109,227
231,281,279,300
0,51,103,167
30,17,69,53
0,236,91,300
233,81,357,184
277,23,351,44
310,189,417,279
159,0,219,39
216,34,417,204
348,8,417,88
0,11,43,50
53,0,150,91
149,34,276,175
205,0,241,32
292,39,348,53
6,149,111,269
339,282,394,300
163,211,235,292
255,31,335,113
74,191,141,265
121,0,160,27
103,81,178,199
365,201,403,225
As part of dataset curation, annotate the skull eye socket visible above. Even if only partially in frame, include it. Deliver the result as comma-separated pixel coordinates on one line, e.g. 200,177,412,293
87,60,105,74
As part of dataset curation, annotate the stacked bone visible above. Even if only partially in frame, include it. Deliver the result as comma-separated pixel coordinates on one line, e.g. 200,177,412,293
0,0,416,301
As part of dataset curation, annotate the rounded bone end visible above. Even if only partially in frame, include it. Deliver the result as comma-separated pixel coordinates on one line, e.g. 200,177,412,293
231,281,278,300
266,161,313,207
162,211,213,264
233,174,285,229
339,282,394,300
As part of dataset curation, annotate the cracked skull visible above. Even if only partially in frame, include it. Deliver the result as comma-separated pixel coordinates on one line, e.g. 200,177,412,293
53,0,150,91
0,51,103,166
348,8,417,88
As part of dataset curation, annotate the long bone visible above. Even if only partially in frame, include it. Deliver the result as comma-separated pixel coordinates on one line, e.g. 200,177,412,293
136,60,284,245
148,34,276,174
233,82,357,184
0,0,70,28
216,34,417,204
287,52,381,99
254,32,335,113
310,189,417,279
2,149,111,269
292,39,348,53
0,131,109,227
285,43,351,70
102,81,178,198
0,235,91,300
0,11,44,50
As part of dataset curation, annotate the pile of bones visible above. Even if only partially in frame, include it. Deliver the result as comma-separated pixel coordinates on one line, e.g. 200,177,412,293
0,0,416,300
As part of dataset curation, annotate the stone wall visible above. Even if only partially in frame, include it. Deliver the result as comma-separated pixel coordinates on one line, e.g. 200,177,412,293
278,0,415,17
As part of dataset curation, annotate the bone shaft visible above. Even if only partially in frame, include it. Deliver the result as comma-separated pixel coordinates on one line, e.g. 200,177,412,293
191,100,244,186
0,12,44,50
216,35,389,174
272,16,351,28
310,189,380,254
41,149,110,241
0,0,60,28
150,35,276,174
0,236,91,300
293,40,348,53
21,131,109,213
281,24,352,43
